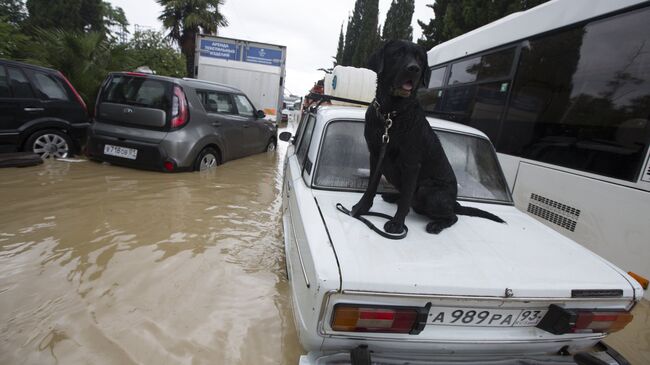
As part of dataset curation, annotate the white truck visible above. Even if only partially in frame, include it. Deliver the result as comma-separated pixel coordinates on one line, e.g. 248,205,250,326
194,35,287,123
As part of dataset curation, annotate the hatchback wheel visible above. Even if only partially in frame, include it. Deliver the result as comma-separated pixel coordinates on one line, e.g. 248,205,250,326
26,129,72,159
194,147,220,171
266,138,276,152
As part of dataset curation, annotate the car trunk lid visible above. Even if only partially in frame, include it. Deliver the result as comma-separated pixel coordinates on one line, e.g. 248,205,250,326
313,190,637,300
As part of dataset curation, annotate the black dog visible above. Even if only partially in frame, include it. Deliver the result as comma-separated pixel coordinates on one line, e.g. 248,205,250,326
351,40,504,234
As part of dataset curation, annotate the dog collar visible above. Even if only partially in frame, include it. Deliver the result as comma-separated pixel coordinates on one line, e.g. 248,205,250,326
372,99,398,121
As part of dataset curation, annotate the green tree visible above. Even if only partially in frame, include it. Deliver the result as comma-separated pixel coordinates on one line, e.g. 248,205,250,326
382,0,414,41
0,20,29,58
127,30,185,77
351,0,379,67
418,0,550,49
334,23,344,66
342,0,364,66
20,28,132,109
102,1,129,41
0,0,26,24
25,0,104,32
157,0,228,78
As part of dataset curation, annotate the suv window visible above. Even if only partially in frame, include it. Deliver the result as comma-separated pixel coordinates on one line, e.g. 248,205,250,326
29,71,69,100
233,94,254,117
7,67,34,98
197,90,236,114
103,75,170,111
0,66,10,97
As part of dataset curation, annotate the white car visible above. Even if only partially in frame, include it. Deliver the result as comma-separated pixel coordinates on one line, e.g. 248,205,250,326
279,105,643,365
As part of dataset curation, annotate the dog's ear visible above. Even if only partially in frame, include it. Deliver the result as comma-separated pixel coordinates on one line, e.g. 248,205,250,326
419,46,430,87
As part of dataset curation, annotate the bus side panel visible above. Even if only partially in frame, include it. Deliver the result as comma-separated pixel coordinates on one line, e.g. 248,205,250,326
511,161,649,300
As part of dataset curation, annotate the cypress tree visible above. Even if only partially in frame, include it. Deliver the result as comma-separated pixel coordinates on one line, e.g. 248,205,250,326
382,0,415,41
418,0,550,49
351,0,379,67
335,23,344,65
342,0,364,66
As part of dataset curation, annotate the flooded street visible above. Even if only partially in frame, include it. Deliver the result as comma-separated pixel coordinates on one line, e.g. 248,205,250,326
0,140,302,364
0,132,648,364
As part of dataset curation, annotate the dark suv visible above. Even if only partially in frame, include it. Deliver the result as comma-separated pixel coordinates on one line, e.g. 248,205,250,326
86,73,277,172
0,59,90,158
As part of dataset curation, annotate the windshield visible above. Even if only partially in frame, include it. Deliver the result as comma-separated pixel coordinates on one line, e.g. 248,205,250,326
313,120,512,203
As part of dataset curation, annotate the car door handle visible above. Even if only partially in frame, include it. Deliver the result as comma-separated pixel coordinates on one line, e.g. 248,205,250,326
212,122,222,127
24,107,44,112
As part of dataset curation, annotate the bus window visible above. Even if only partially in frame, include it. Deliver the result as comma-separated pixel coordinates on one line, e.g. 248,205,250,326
448,47,515,85
428,66,447,88
440,82,508,141
499,7,650,181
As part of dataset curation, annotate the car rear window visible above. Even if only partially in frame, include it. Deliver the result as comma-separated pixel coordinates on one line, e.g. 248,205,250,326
102,75,170,111
314,120,512,203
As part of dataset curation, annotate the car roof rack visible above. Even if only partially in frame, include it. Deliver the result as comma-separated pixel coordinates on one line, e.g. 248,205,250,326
307,92,371,111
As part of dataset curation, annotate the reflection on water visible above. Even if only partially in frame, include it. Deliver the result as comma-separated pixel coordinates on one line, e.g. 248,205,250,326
0,137,301,364
1,127,649,364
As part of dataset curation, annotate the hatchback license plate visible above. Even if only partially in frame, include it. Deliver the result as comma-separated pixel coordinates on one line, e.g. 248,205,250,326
104,144,137,160
428,307,547,327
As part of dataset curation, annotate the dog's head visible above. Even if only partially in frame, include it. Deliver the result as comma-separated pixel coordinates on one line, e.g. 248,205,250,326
367,40,429,98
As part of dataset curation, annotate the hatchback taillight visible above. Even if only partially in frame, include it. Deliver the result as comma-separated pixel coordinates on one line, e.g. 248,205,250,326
537,304,633,335
331,304,426,334
171,86,188,128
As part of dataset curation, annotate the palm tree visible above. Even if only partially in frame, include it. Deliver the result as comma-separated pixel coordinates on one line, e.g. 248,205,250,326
157,0,228,77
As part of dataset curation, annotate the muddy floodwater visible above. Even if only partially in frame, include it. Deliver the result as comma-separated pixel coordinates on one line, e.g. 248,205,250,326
1,133,649,364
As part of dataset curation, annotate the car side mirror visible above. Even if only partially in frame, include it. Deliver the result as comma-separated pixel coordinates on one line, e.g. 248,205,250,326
256,110,266,119
279,131,292,143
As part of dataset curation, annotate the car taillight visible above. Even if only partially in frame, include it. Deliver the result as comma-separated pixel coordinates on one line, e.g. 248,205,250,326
573,311,633,333
171,86,188,128
57,71,87,113
537,304,633,335
331,304,425,334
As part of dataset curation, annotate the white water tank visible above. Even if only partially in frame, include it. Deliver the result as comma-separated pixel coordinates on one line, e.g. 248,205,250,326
324,66,376,106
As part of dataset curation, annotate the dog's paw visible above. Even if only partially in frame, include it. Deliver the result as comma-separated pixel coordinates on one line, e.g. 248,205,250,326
351,202,371,217
384,220,405,234
425,222,444,234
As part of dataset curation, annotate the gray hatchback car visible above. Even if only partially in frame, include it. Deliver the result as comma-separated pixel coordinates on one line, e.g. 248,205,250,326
87,72,277,172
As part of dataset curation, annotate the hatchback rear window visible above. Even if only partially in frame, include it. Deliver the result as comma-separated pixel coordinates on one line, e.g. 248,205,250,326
102,75,170,111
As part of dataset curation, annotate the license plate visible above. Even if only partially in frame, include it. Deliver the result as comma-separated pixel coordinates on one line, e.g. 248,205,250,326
428,307,547,327
104,144,137,160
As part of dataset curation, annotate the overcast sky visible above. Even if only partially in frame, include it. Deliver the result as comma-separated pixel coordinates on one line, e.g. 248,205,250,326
108,0,433,96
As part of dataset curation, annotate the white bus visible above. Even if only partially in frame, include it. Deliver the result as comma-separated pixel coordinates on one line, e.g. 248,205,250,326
421,0,650,298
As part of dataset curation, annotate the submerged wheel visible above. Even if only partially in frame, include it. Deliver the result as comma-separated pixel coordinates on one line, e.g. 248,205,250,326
266,138,276,152
194,147,220,171
26,129,73,159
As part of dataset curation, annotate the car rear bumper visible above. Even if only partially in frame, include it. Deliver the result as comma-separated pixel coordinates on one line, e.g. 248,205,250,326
299,342,629,365
86,130,192,172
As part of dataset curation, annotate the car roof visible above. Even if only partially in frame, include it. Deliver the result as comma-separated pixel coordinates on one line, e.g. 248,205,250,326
313,105,489,139
107,72,245,94
0,58,59,74
180,77,244,94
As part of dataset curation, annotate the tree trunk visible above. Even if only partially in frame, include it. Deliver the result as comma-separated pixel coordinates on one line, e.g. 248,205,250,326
181,31,197,78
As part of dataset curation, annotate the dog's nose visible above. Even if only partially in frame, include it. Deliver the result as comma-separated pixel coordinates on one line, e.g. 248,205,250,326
407,62,421,74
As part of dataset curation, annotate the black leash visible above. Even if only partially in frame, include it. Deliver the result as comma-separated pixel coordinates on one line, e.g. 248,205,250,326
337,100,408,240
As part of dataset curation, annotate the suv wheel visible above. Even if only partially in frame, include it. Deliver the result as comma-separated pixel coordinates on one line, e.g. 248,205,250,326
266,138,276,152
26,129,73,159
194,147,220,171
